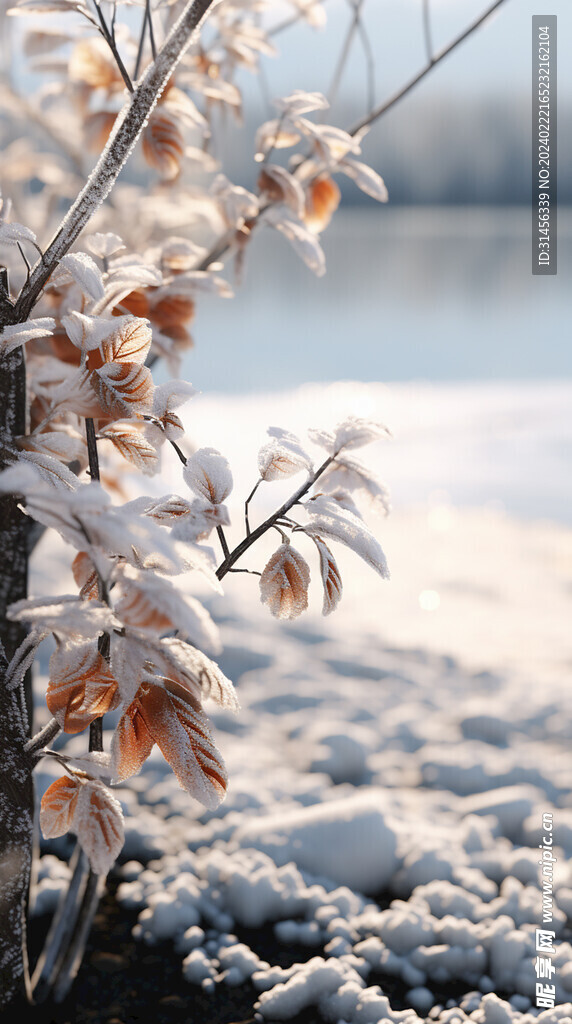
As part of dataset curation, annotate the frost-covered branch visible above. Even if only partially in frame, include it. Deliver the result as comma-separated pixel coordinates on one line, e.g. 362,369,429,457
216,454,335,581
5,0,220,327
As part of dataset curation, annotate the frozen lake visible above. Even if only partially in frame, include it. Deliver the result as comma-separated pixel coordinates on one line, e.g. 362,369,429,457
180,205,572,392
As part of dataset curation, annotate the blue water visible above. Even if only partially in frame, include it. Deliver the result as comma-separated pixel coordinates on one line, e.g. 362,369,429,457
178,206,571,393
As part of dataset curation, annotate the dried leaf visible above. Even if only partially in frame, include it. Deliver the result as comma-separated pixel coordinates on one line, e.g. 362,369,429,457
259,543,310,620
304,494,390,579
142,111,185,181
340,157,388,203
47,639,118,733
97,316,153,365
57,252,105,301
72,551,99,600
258,429,312,481
183,447,233,504
98,422,159,476
40,776,79,839
138,682,227,808
304,175,341,233
312,536,342,615
262,207,326,276
309,417,391,455
110,692,155,782
0,318,56,357
90,361,154,419
73,780,124,876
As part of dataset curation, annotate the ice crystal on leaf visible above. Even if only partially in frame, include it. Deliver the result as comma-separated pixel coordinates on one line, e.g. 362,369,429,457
309,417,391,455
311,536,343,615
183,447,233,505
54,252,105,302
303,494,390,580
41,774,125,877
111,679,228,809
260,543,311,620
258,428,312,481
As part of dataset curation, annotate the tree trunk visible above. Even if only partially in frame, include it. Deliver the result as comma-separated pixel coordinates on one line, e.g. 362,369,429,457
0,346,33,1009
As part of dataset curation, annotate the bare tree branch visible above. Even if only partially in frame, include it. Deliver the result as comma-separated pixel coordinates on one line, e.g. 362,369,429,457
349,0,509,137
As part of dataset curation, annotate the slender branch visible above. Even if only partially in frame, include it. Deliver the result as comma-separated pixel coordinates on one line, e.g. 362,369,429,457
85,418,100,482
244,478,262,536
422,0,434,65
4,0,221,329
327,0,365,108
216,455,334,581
92,0,134,93
349,0,508,137
216,524,230,559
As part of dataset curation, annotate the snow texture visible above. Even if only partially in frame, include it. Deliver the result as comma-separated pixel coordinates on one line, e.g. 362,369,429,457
31,382,572,1023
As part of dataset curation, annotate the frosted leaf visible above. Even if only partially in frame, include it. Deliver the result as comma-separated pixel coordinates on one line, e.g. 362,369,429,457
110,633,148,707
18,429,86,466
0,220,37,245
157,636,238,711
296,120,361,164
142,110,185,182
72,551,99,601
171,498,229,543
259,543,310,620
74,780,124,876
273,90,329,117
258,430,312,482
90,362,154,419
103,262,162,310
287,0,326,27
160,270,232,298
183,447,233,505
123,494,195,522
311,536,342,615
138,682,227,808
47,639,118,733
18,450,79,490
304,175,341,233
63,751,112,781
320,455,391,515
0,318,56,356
40,777,79,840
85,232,125,259
152,380,196,415
304,494,390,579
97,315,153,364
309,417,391,455
162,86,207,130
257,165,305,217
56,252,105,301
110,692,155,783
339,157,388,203
62,312,121,351
113,565,221,654
98,422,160,476
211,174,258,228
262,207,326,277
8,595,119,636
254,119,301,160
51,366,105,418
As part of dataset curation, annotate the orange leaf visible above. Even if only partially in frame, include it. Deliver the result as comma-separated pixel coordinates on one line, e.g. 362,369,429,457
47,641,118,734
138,683,227,808
259,543,310,620
72,551,99,601
98,422,159,476
111,692,156,783
304,175,341,233
40,776,79,839
150,295,195,330
142,111,185,181
90,361,154,419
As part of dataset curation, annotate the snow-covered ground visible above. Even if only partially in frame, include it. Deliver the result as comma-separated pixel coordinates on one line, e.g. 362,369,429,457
33,381,572,1022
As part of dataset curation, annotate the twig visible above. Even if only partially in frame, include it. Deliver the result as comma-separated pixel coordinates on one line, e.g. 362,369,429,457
422,0,434,65
327,0,365,108
244,478,261,536
216,524,230,559
92,0,134,93
349,0,508,137
216,455,334,580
